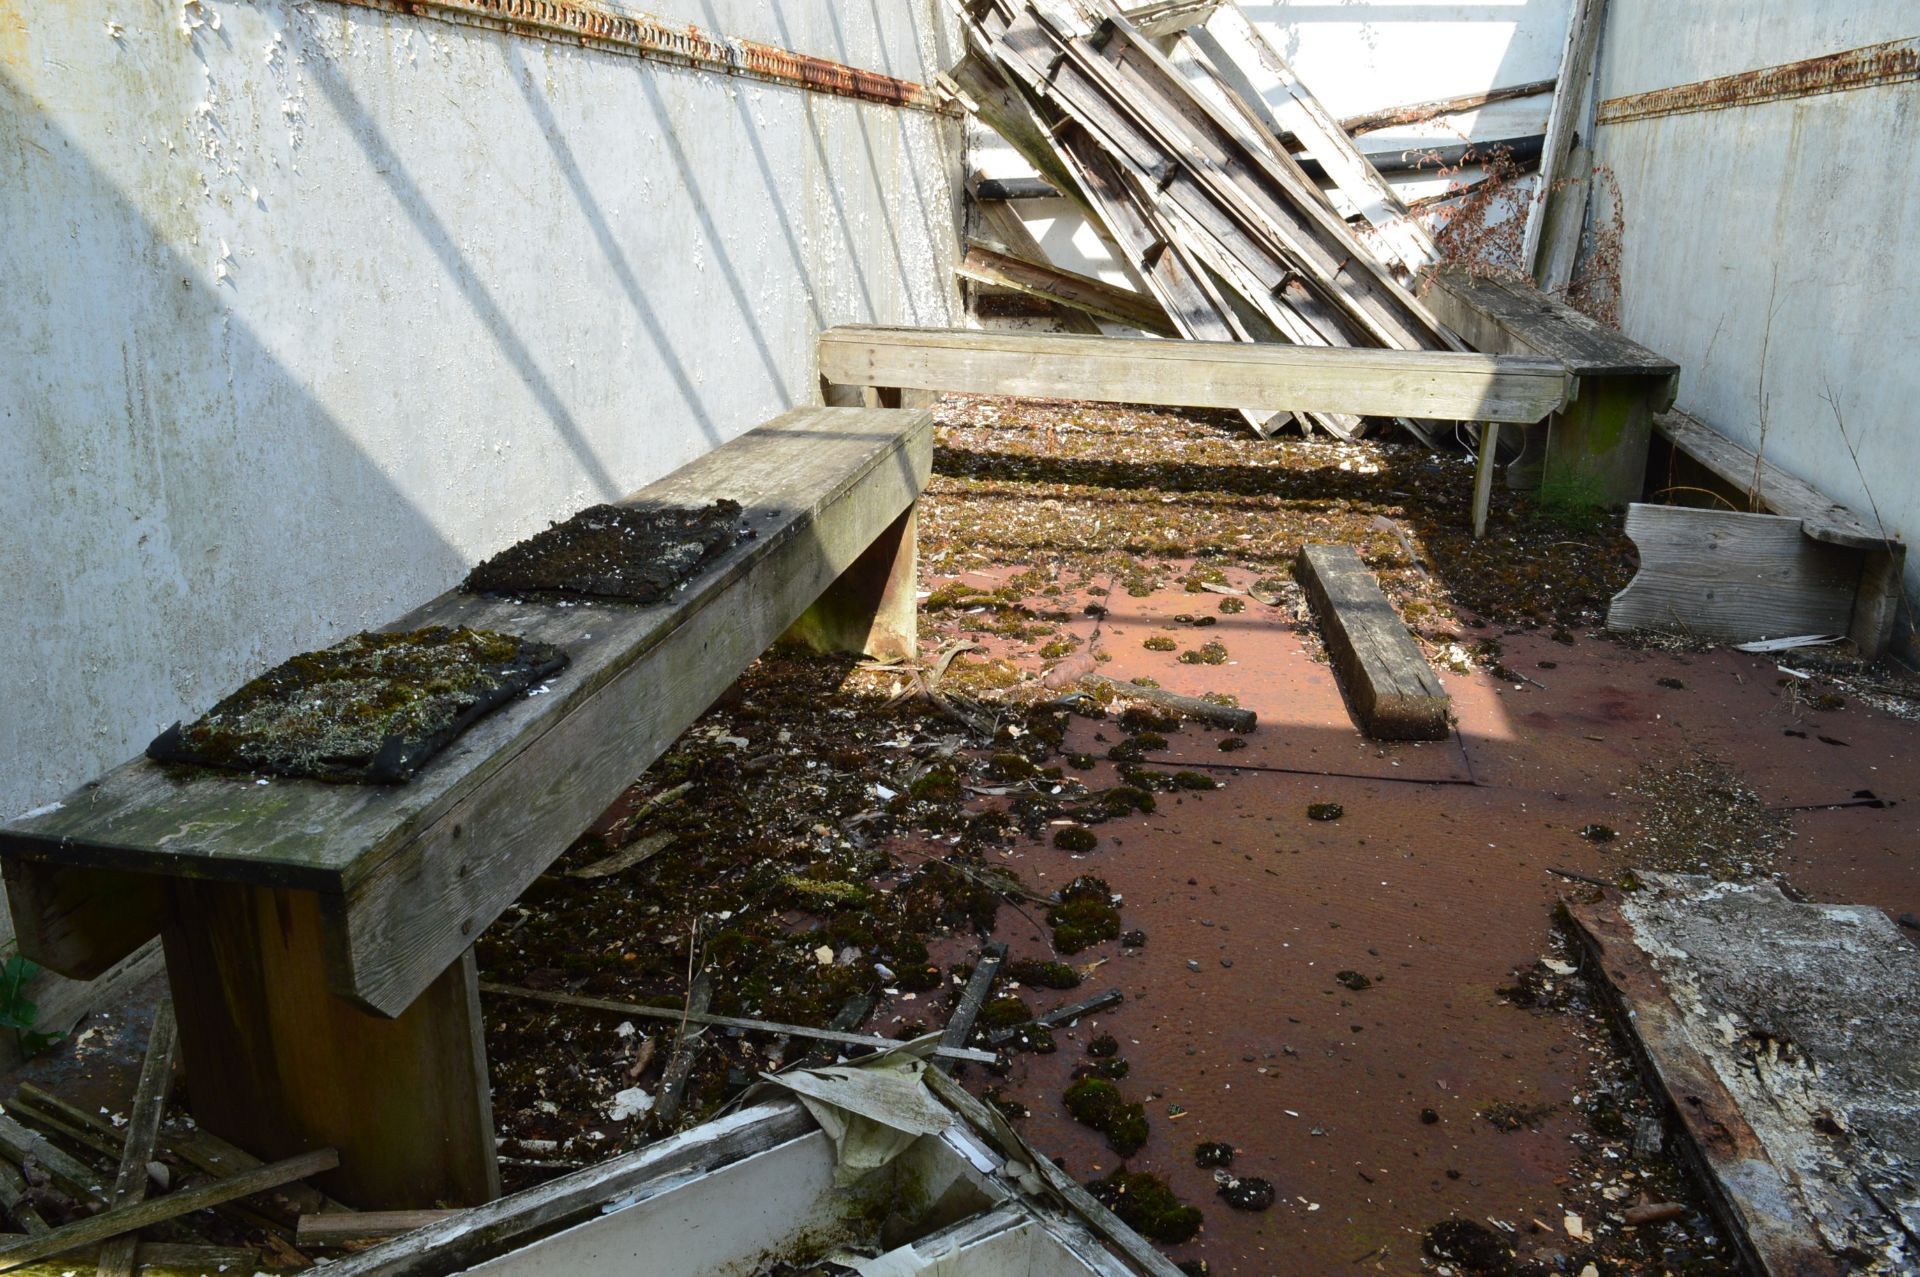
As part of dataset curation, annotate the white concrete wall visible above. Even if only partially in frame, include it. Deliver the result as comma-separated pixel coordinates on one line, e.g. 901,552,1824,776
1590,1,1919,654
0,0,962,822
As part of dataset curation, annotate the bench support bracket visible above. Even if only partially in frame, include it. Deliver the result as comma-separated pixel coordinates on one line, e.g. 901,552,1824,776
782,504,919,662
163,881,501,1208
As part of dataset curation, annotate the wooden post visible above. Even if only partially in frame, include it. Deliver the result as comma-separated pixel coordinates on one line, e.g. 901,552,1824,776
1472,421,1501,539
162,881,500,1209
783,504,919,662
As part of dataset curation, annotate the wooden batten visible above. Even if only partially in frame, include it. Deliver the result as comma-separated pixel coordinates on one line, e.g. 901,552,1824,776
1297,543,1452,741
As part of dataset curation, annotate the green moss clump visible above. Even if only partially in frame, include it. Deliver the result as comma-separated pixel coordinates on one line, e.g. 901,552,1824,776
1143,635,1177,652
990,752,1039,781
1171,771,1216,791
1118,706,1179,733
1007,959,1081,990
1053,825,1098,852
1097,1057,1130,1079
1179,641,1229,666
1101,785,1156,816
1090,1171,1201,1243
1064,1078,1149,1156
1306,802,1344,822
911,765,962,802
924,582,985,610
1218,597,1245,614
1108,739,1147,763
980,996,1033,1029
1040,638,1076,659
1087,1032,1119,1058
1218,737,1247,752
1049,899,1121,954
780,876,871,910
1067,752,1096,771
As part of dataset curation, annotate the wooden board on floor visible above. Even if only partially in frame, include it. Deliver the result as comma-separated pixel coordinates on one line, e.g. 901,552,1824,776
1607,504,1861,642
820,326,1569,423
1296,543,1451,741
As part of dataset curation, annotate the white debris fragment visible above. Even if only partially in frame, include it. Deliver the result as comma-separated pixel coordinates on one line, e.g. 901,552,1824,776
606,1088,654,1122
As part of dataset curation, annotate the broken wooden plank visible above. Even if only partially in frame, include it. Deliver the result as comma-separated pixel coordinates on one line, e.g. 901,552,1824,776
820,326,1569,423
1181,4,1437,275
1651,410,1903,659
939,942,1007,1071
1564,877,1915,1276
1296,543,1450,741
477,983,996,1065
565,832,677,881
651,971,714,1131
296,1210,457,1248
1339,78,1558,136
0,1148,337,1273
0,1112,106,1205
0,1163,46,1236
1078,673,1256,733
95,1002,178,1277
1606,505,1861,642
984,987,1123,1047
1116,0,1219,40
958,240,1177,335
1523,0,1608,277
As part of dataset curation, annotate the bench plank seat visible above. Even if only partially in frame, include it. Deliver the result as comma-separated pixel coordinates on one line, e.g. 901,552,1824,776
1425,270,1678,379
818,325,1572,424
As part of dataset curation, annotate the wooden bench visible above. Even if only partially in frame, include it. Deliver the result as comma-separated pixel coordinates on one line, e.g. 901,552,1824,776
1421,269,1680,514
818,324,1572,426
0,407,931,1207
1606,409,1906,659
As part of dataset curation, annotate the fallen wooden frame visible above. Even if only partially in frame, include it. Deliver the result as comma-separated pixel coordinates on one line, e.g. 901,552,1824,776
1297,543,1451,741
820,325,1571,425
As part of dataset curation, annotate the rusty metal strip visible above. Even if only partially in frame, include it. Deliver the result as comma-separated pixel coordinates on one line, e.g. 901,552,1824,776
329,0,955,114
1598,36,1920,126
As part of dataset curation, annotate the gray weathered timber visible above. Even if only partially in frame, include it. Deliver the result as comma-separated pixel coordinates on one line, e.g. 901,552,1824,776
1652,410,1905,658
0,1148,337,1273
1077,673,1256,732
1567,876,1918,1276
0,408,932,1015
1297,544,1451,741
1424,269,1678,379
938,941,1006,1072
957,240,1176,335
1116,0,1219,40
1607,505,1861,642
820,326,1569,423
94,1002,178,1277
650,970,713,1131
1653,411,1887,549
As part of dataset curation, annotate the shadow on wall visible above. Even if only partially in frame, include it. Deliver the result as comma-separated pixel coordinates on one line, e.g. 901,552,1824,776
0,62,470,820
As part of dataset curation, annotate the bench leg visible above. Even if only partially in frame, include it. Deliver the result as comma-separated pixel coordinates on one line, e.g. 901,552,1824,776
783,504,919,662
1544,377,1658,507
1471,422,1500,539
162,881,501,1208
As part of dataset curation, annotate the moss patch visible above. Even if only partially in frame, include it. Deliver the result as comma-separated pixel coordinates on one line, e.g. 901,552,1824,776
1064,1077,1149,1156
147,626,568,784
1090,1171,1202,1243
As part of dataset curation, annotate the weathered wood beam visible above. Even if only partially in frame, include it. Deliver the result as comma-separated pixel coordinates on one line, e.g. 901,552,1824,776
957,240,1176,334
95,1002,178,1277
819,326,1570,423
1338,78,1558,137
1297,544,1451,741
938,941,1006,1071
1116,0,1220,40
1523,0,1607,277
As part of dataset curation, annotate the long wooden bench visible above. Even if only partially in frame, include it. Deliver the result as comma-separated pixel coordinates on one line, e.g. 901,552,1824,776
1421,269,1680,512
818,324,1572,424
0,407,931,1207
1606,409,1906,659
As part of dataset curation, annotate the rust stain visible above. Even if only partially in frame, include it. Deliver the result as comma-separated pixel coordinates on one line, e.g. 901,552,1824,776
333,0,955,114
1598,36,1920,126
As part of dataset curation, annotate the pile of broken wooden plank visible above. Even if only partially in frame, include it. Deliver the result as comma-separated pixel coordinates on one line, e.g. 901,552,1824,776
939,0,1462,441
